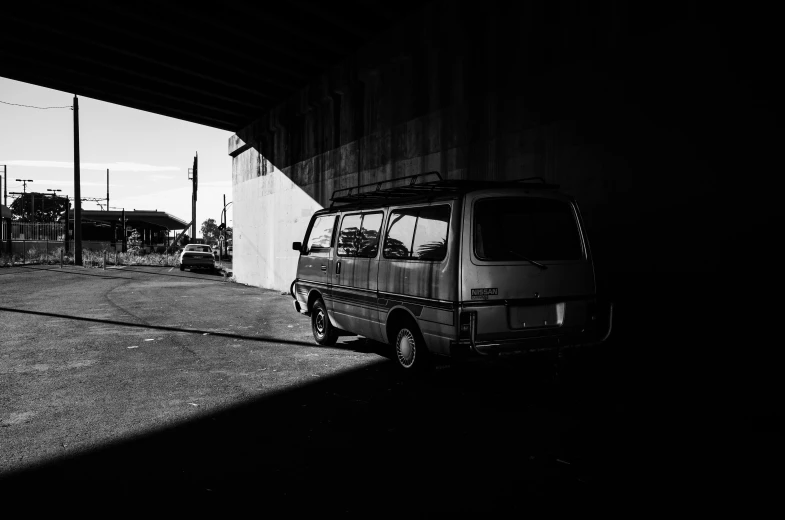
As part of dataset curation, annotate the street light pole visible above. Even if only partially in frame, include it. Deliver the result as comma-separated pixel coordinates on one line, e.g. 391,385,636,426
221,199,233,257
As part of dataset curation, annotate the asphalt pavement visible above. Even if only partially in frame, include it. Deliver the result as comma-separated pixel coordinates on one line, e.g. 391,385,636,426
0,265,781,512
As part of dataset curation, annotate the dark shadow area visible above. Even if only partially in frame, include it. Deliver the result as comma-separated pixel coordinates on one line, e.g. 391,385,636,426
337,336,396,360
2,277,780,511
0,349,627,510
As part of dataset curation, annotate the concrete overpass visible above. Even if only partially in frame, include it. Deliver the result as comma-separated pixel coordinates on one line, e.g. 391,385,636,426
1,1,424,130
1,1,763,303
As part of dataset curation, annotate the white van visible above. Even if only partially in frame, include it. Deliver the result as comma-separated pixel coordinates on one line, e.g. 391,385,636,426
290,173,612,371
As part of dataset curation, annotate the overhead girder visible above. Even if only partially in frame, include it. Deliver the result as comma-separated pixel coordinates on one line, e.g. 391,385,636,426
0,1,426,131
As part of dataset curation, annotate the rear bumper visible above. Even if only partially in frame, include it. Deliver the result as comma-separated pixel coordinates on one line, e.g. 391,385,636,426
181,261,215,268
451,302,613,357
292,299,310,316
291,280,310,316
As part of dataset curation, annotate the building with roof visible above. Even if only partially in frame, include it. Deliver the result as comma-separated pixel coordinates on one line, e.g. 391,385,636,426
64,209,188,252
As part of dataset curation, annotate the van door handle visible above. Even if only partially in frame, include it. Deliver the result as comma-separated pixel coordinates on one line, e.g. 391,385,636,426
320,265,327,271
335,261,341,275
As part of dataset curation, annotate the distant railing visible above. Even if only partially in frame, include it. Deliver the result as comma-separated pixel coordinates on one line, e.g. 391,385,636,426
7,222,65,241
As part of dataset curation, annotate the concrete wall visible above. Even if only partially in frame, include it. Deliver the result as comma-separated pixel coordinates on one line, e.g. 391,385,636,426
230,150,323,290
230,0,735,295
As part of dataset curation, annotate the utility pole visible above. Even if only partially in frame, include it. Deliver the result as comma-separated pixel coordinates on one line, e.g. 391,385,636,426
121,208,126,253
15,179,34,221
0,165,5,255
73,95,82,266
16,178,33,195
65,194,70,252
1,164,7,208
188,152,198,242
106,168,109,212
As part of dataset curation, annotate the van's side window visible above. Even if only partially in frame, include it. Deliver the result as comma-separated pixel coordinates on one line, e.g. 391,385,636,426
338,212,384,258
411,205,450,260
304,215,337,254
337,214,362,256
358,212,383,258
383,209,418,258
383,204,450,261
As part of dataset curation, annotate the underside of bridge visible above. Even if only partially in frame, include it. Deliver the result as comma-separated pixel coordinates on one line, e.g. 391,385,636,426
1,0,423,130
224,1,757,297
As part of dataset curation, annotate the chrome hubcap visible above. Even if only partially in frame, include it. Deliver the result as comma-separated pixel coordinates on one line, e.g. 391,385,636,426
315,311,325,335
396,329,415,367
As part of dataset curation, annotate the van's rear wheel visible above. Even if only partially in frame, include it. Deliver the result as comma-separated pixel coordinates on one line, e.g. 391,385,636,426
393,321,430,372
312,299,338,346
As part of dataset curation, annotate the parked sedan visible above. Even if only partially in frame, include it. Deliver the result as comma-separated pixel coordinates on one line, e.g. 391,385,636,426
179,244,216,272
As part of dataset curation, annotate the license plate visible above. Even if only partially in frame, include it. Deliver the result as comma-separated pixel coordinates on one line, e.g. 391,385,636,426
508,303,564,329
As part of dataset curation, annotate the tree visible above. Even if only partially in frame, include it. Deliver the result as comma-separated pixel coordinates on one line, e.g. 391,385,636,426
201,218,220,244
10,192,70,222
127,227,141,246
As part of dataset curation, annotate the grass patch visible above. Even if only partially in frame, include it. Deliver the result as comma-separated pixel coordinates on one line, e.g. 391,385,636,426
0,248,180,268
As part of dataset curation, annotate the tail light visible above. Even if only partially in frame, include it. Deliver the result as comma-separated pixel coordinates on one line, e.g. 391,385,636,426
459,311,477,339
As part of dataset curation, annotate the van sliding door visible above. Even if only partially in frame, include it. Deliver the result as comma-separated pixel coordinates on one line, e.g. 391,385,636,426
331,211,384,340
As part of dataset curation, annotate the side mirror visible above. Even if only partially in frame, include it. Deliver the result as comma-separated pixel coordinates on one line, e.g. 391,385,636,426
292,241,302,253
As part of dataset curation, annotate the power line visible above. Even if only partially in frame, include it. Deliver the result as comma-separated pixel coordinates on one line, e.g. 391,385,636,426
0,99,73,110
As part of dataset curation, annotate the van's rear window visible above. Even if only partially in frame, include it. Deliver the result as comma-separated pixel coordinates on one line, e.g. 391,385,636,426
474,197,583,261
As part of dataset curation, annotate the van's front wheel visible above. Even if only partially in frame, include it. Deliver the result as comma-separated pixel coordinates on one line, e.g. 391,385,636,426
393,322,430,372
312,299,338,346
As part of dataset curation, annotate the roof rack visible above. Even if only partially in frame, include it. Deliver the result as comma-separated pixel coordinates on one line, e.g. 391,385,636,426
513,176,560,189
328,172,560,208
330,171,445,208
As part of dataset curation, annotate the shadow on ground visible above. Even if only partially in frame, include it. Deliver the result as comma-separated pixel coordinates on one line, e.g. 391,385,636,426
1,347,616,510
1,274,781,511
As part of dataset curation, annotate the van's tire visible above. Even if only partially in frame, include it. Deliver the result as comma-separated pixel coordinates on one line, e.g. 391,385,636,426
179,265,185,271
393,320,431,372
312,299,338,346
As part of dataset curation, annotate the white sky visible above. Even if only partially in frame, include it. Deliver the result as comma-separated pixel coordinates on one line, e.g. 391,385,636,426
0,77,234,228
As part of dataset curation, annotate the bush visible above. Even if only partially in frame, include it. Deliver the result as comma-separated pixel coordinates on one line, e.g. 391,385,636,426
0,248,179,268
